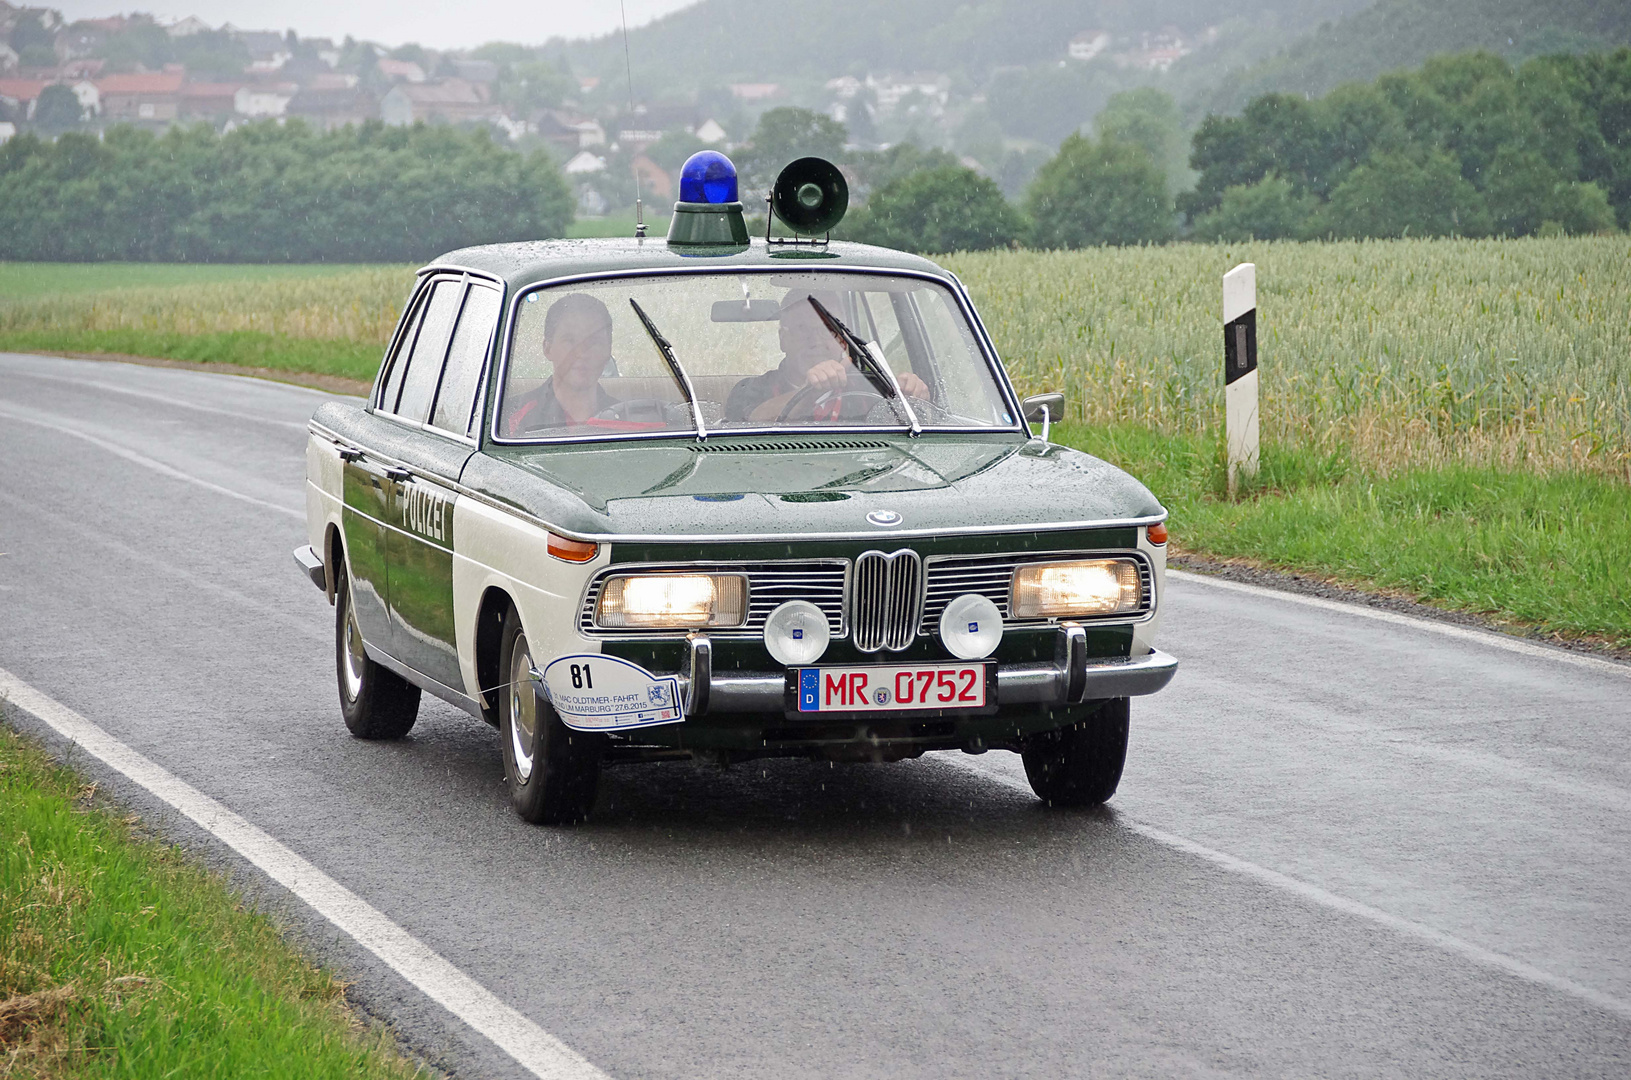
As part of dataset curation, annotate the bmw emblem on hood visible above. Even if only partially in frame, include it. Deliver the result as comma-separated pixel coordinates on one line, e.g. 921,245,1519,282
866,510,903,527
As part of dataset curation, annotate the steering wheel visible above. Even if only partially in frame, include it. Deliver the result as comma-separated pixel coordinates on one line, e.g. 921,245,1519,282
777,375,886,423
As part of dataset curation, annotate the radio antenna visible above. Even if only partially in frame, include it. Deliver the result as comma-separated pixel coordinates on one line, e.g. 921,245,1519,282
621,0,645,238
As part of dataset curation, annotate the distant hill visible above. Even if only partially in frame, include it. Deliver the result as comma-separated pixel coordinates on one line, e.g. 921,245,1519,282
554,0,1372,100
1207,0,1631,112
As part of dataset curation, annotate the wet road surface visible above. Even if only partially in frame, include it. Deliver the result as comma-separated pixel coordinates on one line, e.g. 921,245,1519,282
3,351,1629,1078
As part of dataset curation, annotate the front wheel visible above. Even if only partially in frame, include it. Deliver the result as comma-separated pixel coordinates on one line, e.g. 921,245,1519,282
335,560,420,740
498,607,603,824
1021,697,1130,807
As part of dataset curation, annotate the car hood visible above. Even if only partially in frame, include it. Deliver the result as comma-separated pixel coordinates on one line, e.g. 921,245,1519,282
464,434,1164,540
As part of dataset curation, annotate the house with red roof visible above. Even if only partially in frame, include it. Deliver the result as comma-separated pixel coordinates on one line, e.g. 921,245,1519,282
97,70,184,121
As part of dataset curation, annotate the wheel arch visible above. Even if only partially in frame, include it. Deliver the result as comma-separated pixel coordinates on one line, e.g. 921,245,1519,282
473,585,516,726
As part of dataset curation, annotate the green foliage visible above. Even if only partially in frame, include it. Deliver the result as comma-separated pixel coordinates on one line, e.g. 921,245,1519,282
1026,134,1174,248
1095,88,1191,192
844,165,1025,253
1317,149,1488,237
1188,48,1631,238
850,141,962,198
1190,175,1319,240
32,85,84,133
735,107,849,197
0,121,574,262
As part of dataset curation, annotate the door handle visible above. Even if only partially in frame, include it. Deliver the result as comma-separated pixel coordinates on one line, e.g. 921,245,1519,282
337,446,364,462
383,466,412,483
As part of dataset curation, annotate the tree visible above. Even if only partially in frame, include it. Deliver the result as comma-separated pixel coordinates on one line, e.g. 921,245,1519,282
1316,149,1489,238
844,165,1024,253
735,107,847,197
1190,176,1319,241
1095,88,1189,194
32,85,84,133
1027,134,1173,248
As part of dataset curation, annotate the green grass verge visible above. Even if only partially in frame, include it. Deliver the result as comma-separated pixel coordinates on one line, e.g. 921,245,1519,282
0,724,422,1077
0,329,381,383
1054,422,1631,649
0,263,374,301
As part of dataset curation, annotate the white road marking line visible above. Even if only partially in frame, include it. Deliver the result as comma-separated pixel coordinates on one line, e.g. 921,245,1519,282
0,402,303,521
4,366,309,430
0,669,610,1080
944,754,1631,1023
1169,569,1631,678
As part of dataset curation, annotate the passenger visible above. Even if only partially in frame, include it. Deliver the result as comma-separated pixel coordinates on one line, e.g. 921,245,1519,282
724,291,929,423
503,293,617,434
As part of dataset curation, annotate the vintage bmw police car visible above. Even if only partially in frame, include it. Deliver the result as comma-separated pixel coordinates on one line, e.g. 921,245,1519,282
294,153,1176,824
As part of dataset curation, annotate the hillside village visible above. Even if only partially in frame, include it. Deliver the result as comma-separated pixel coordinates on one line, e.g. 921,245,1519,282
0,1,1223,216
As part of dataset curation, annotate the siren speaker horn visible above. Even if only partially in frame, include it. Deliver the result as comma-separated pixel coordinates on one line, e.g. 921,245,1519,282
771,157,849,236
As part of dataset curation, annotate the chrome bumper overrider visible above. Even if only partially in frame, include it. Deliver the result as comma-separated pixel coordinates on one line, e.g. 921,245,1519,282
293,545,326,592
605,625,1178,717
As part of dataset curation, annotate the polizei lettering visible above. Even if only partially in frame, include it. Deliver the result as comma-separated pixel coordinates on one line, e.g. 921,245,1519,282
401,485,447,541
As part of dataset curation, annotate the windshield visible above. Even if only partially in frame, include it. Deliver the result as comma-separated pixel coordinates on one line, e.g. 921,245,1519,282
495,271,1017,441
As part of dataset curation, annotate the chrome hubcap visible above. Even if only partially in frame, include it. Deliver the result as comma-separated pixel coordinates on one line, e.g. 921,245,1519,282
342,585,366,701
508,634,537,781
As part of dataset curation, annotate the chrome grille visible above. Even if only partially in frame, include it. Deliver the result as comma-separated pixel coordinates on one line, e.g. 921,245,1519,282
920,552,1154,632
851,549,924,652
580,562,847,637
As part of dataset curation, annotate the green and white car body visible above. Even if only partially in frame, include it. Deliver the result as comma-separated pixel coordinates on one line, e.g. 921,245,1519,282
297,236,1176,822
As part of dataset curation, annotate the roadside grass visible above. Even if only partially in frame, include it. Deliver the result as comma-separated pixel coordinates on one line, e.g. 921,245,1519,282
566,213,667,239
1056,421,1631,649
0,328,383,383
0,723,424,1079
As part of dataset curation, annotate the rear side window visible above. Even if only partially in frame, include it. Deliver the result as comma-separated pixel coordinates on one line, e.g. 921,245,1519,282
378,288,428,413
431,285,501,436
392,279,463,423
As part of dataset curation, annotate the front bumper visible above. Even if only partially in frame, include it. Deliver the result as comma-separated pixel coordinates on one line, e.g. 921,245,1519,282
651,624,1177,718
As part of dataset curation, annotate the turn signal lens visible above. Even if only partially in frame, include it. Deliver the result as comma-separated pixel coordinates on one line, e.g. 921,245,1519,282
1147,523,1168,545
596,574,747,629
1011,559,1142,619
548,533,599,562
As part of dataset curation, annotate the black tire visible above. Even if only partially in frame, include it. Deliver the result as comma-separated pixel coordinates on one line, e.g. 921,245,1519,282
498,606,603,824
335,559,420,740
1021,697,1130,807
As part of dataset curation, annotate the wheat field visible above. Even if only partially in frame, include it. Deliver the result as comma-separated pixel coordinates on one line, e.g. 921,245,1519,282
946,236,1631,475
3,236,1627,474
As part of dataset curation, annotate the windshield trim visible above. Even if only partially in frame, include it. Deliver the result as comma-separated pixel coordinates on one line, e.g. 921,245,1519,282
485,265,1026,448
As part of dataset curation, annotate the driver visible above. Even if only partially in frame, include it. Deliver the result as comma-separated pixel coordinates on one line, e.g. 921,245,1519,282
503,293,617,434
724,290,928,423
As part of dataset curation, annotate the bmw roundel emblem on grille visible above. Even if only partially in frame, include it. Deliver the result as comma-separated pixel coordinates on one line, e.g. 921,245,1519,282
866,510,902,527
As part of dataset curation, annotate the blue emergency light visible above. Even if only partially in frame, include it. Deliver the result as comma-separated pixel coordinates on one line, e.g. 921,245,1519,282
678,151,738,204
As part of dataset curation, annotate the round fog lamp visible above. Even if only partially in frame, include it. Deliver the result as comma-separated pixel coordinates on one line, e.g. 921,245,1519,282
939,594,1004,660
763,600,830,666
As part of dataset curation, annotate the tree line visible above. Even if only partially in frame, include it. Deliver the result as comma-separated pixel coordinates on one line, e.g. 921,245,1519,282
843,47,1631,252
0,121,574,262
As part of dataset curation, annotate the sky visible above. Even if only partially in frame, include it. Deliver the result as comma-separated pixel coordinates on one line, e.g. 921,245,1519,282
47,0,702,49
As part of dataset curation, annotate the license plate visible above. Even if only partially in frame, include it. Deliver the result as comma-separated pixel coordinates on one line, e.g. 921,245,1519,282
789,662,995,716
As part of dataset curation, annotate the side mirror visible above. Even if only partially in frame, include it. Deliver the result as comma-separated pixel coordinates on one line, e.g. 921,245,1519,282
1020,392,1065,441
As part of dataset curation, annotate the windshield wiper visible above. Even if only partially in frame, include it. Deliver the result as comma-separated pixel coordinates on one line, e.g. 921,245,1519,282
806,297,921,436
628,298,708,440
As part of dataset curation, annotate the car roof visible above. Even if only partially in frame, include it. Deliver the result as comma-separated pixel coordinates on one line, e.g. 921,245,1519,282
423,237,956,292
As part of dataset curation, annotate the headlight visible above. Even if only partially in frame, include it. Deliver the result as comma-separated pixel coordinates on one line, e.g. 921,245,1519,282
595,574,747,629
1011,559,1142,619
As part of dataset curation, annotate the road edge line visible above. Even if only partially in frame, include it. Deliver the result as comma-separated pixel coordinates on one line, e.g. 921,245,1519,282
946,756,1631,1023
1168,569,1630,678
0,667,609,1080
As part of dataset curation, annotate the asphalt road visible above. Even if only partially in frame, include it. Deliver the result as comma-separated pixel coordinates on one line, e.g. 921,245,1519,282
3,350,1629,1079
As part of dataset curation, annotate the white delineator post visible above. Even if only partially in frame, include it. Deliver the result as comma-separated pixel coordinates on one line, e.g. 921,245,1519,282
1223,263,1259,498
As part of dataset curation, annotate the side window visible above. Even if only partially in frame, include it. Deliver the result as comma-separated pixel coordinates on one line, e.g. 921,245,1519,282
392,279,464,423
431,284,501,436
378,286,430,413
